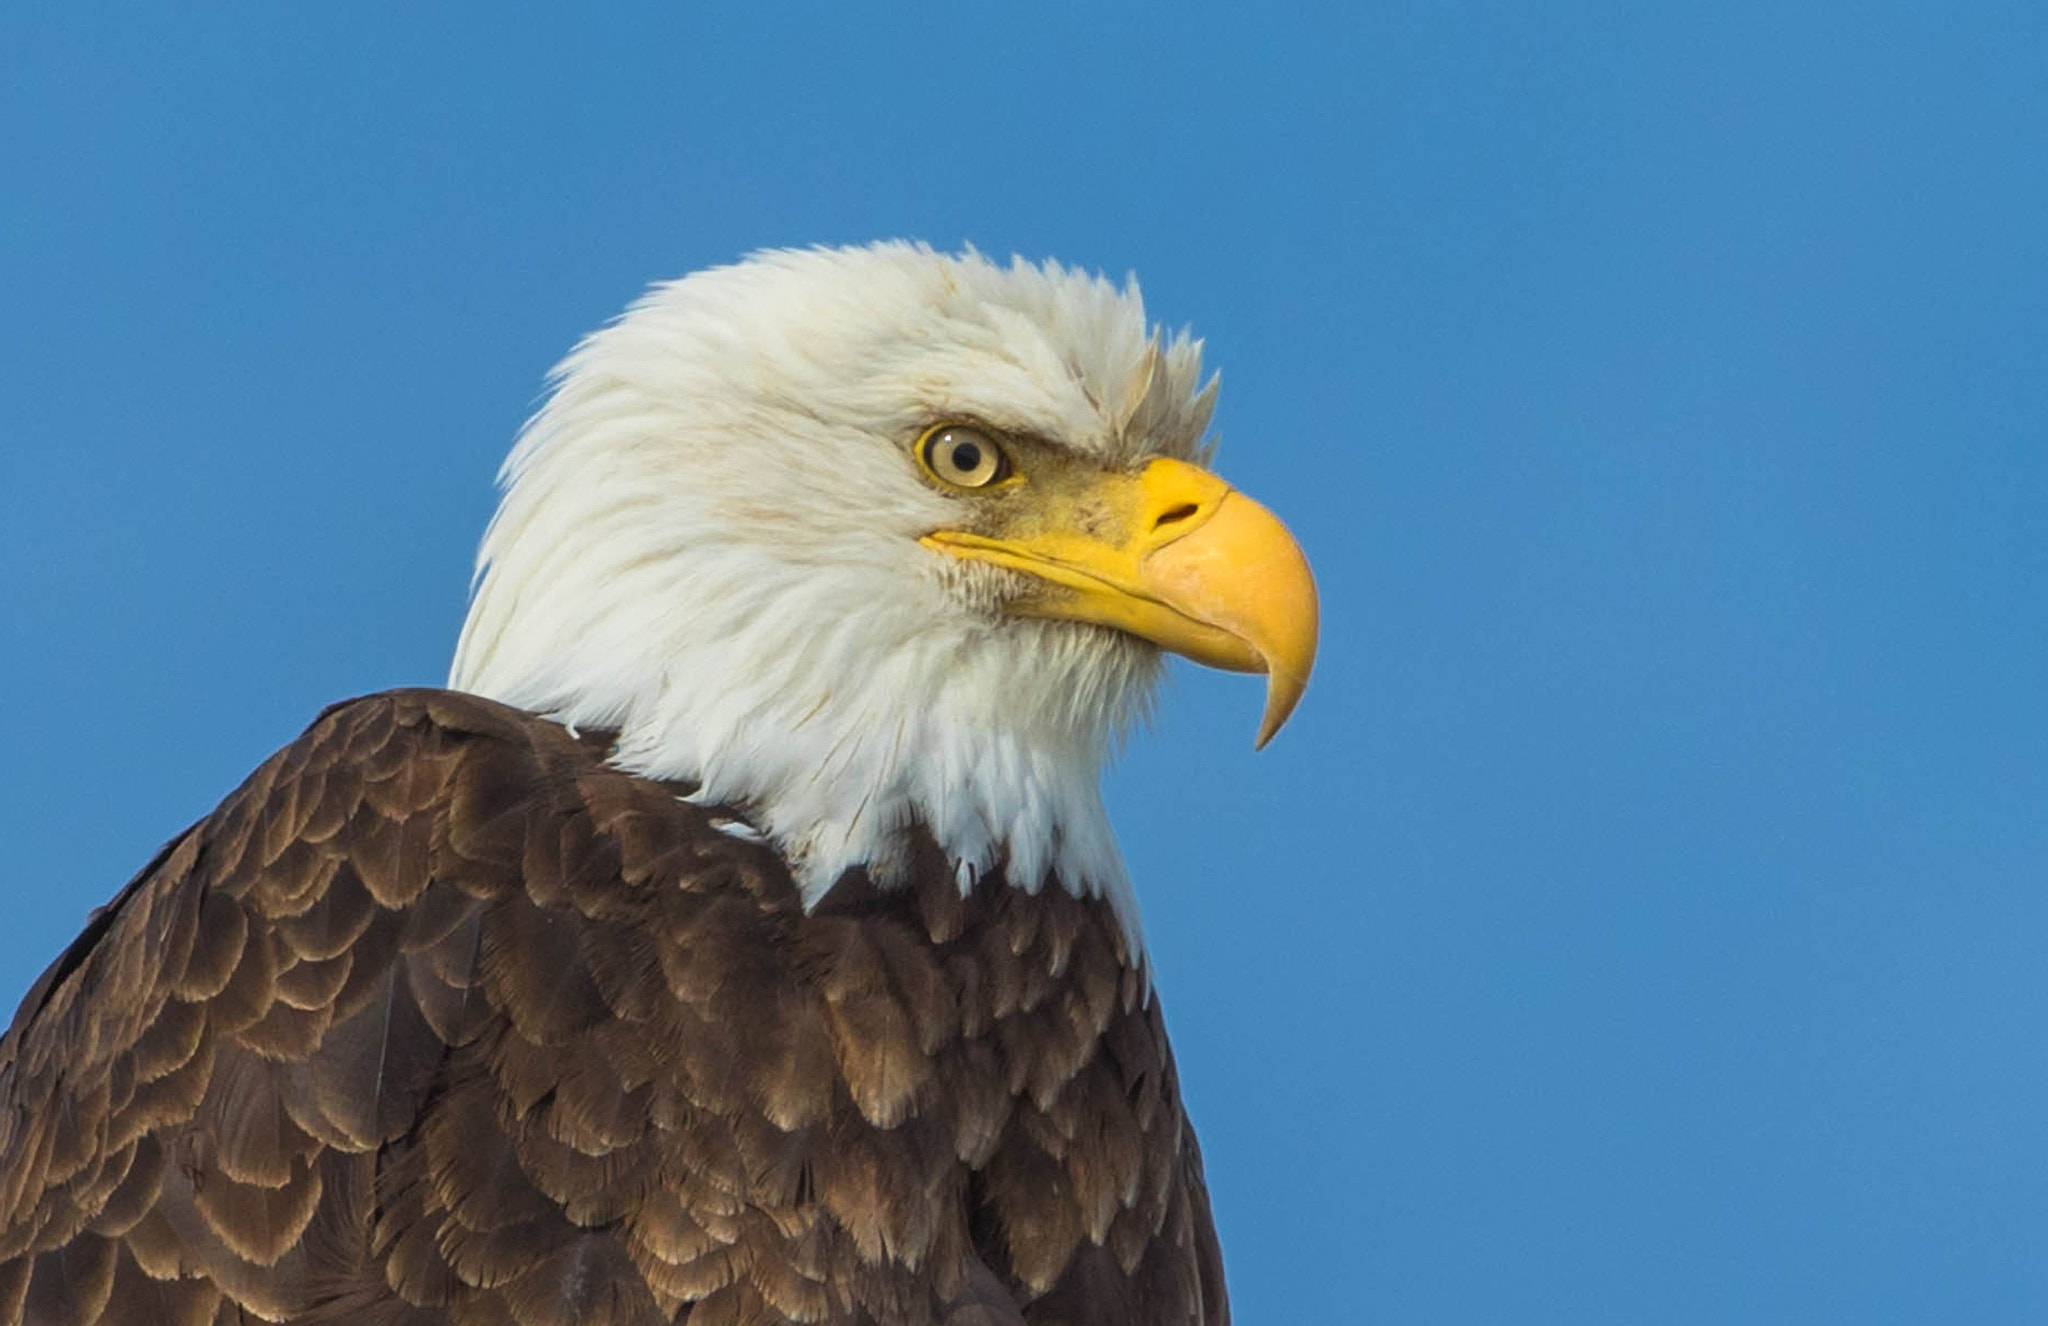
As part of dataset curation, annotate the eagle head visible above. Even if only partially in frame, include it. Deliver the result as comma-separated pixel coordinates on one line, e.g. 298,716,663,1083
449,243,1316,943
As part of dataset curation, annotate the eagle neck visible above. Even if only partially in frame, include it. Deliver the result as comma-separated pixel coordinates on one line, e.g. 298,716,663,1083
596,680,1147,959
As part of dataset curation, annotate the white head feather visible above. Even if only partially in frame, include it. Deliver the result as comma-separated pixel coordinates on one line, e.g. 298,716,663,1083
450,242,1218,948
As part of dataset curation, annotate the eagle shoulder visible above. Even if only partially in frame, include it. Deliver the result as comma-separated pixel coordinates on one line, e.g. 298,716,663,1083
0,689,1226,1325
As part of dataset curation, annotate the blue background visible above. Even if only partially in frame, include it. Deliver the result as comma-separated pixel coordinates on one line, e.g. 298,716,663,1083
4,4,2044,1321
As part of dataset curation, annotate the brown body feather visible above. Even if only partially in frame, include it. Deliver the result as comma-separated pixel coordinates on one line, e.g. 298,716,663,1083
0,691,1226,1325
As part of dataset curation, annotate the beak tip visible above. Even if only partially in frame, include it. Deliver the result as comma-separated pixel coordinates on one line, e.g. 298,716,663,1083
1251,669,1307,751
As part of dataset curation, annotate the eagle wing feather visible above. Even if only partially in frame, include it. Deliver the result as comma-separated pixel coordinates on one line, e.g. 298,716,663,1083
0,691,1225,1325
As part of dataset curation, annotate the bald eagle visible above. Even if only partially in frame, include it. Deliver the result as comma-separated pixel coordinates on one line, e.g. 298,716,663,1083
0,244,1317,1326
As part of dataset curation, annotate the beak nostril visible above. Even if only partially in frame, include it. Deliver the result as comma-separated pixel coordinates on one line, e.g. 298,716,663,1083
1154,502,1200,532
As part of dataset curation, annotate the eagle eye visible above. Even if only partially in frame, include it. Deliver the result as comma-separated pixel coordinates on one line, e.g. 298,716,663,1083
918,425,1010,490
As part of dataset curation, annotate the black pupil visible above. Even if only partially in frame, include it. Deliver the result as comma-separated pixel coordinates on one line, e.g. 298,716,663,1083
949,441,982,474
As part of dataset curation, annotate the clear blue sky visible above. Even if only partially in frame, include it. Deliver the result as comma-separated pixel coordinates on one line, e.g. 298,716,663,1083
4,4,2044,1321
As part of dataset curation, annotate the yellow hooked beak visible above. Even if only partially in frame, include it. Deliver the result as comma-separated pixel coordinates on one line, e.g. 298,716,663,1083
922,457,1319,747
